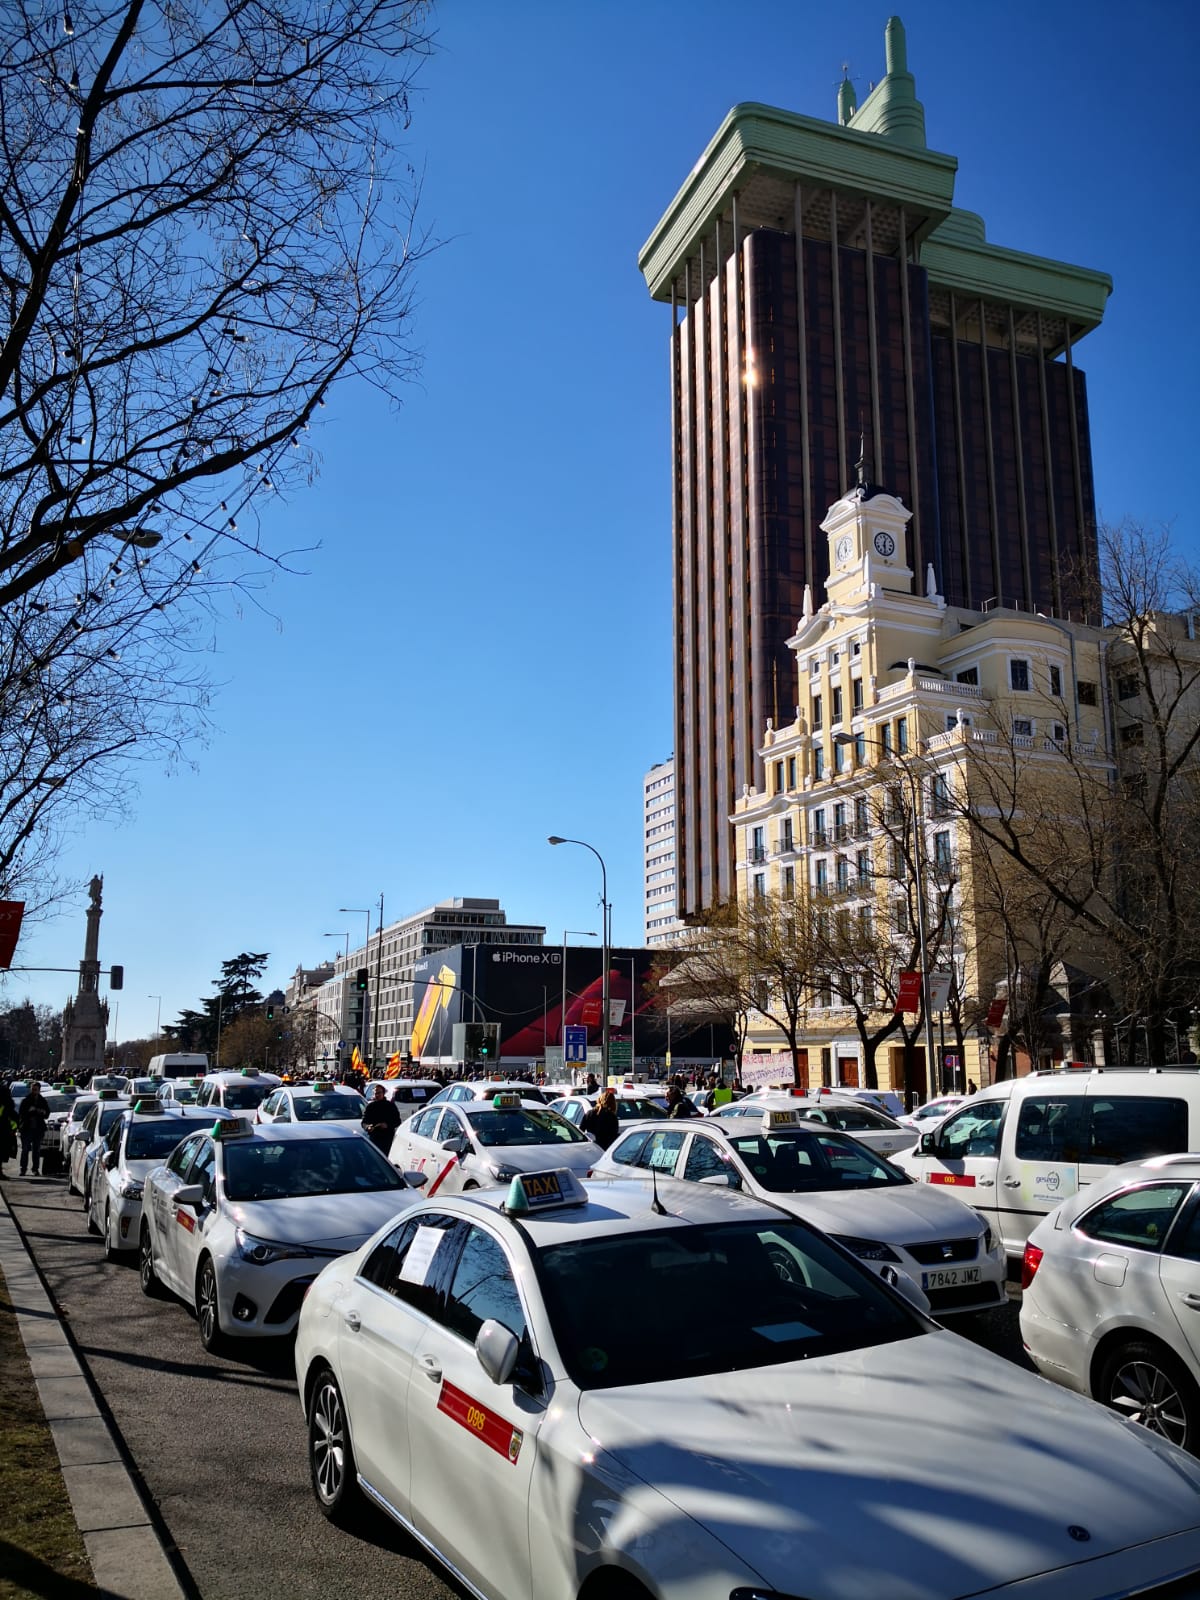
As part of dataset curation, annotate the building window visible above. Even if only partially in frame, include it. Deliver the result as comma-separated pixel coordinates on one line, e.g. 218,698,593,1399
836,857,850,892
895,717,908,755
1116,674,1140,701
811,694,823,731
889,843,907,880
854,796,869,836
814,745,824,780
814,860,828,894
1013,718,1034,738
831,686,843,725
1077,680,1098,706
1049,664,1063,698
856,849,870,885
786,756,797,790
833,802,847,842
810,807,826,848
851,639,861,657
929,774,951,815
781,818,794,852
773,759,784,794
752,872,766,899
851,677,864,713
880,721,893,757
956,667,978,686
1120,723,1145,746
833,739,847,774
933,831,952,873
783,866,795,900
893,899,907,933
1052,723,1067,743
750,825,765,863
1010,659,1031,692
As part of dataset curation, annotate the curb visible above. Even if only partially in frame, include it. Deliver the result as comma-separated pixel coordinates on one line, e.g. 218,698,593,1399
0,1183,191,1600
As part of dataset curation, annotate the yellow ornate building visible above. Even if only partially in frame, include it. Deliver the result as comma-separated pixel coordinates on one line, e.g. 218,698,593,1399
733,462,1111,1100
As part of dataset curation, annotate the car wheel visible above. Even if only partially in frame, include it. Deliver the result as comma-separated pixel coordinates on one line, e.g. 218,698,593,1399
309,1368,366,1528
86,1194,100,1235
103,1203,119,1261
67,1164,77,1196
196,1258,225,1354
139,1223,165,1298
462,1180,479,1191
1097,1339,1200,1453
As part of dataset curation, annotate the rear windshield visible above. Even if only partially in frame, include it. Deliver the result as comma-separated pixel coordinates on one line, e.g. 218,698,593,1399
219,1083,272,1111
126,1122,195,1159
292,1094,364,1121
44,1095,76,1114
223,1135,405,1201
726,1129,909,1193
468,1108,587,1148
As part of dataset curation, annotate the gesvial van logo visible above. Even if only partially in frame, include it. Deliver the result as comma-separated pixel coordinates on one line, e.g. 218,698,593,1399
491,951,561,964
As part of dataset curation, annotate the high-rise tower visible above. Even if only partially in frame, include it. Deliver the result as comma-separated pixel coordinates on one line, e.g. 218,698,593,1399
640,15,1111,918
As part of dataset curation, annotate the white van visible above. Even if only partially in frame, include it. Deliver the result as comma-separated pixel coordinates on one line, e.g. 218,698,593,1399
895,1067,1200,1261
148,1052,209,1081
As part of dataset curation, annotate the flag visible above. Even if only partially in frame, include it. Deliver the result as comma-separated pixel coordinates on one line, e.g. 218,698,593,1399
351,1046,363,1071
894,970,922,1014
0,900,24,969
385,1052,401,1079
985,997,1008,1029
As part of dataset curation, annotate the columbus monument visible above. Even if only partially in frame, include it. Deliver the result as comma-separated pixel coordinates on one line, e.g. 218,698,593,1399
61,874,108,1073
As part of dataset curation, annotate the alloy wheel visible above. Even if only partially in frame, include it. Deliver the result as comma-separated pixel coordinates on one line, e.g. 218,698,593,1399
1109,1358,1190,1447
312,1378,345,1506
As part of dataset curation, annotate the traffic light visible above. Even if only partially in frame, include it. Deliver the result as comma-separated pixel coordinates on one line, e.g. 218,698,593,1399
109,964,123,991
463,1022,484,1064
477,1023,501,1062
355,967,369,991
265,1003,274,1021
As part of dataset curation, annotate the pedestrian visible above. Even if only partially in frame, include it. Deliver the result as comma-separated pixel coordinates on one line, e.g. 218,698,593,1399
18,1081,49,1177
582,1089,620,1150
0,1081,17,1177
584,1073,599,1095
361,1083,401,1155
666,1083,700,1119
967,1078,978,1095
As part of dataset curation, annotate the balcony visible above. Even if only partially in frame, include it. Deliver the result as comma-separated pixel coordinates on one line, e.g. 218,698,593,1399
775,833,798,856
810,829,828,850
748,845,768,864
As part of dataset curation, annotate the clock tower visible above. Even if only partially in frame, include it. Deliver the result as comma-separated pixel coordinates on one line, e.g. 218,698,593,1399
820,440,913,605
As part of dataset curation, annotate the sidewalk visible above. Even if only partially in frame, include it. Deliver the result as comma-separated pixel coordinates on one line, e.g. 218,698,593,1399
0,1184,190,1600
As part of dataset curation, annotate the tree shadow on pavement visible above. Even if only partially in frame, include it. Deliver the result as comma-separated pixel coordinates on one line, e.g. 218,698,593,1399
0,1538,104,1598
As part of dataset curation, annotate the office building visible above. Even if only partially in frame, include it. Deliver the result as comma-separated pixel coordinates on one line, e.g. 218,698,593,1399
640,15,1111,916
644,757,686,946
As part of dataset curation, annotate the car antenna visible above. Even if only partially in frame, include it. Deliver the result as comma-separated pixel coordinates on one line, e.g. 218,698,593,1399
649,1162,667,1216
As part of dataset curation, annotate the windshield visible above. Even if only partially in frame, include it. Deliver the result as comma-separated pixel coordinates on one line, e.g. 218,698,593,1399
537,1218,921,1389
727,1129,909,1192
69,1097,98,1123
168,1086,200,1104
618,1098,667,1121
126,1122,194,1159
44,1095,76,1114
222,1135,405,1201
806,1103,900,1131
292,1095,364,1121
468,1108,587,1148
96,1106,127,1135
220,1083,272,1110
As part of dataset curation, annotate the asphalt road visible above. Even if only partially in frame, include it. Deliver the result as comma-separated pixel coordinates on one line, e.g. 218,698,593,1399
4,1167,1031,1600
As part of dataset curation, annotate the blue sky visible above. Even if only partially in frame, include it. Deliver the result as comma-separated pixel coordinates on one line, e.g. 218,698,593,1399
8,0,1197,1043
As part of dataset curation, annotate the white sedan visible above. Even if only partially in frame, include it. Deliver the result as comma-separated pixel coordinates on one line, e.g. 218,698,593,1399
69,1096,131,1202
256,1083,366,1125
900,1094,967,1132
387,1097,595,1195
140,1118,423,1351
712,1091,918,1158
1021,1153,1200,1453
590,1109,1006,1317
87,1102,204,1258
296,1168,1200,1599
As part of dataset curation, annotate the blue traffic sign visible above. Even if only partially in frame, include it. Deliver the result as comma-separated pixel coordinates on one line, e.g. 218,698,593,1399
564,1025,588,1063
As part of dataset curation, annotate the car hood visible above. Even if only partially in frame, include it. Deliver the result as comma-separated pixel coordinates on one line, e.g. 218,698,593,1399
576,1332,1200,1599
476,1142,597,1175
225,1189,415,1249
762,1181,985,1242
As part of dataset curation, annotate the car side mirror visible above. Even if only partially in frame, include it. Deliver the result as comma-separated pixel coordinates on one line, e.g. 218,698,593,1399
475,1319,519,1386
174,1183,204,1209
441,1135,468,1157
919,1131,938,1155
403,1170,428,1188
104,1150,119,1170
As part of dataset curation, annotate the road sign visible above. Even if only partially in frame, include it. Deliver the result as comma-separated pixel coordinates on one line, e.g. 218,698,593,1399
608,1040,632,1068
564,1025,588,1064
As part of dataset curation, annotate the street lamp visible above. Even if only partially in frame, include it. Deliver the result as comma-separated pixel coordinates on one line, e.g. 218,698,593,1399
549,837,610,1079
339,906,373,1061
147,994,162,1041
323,931,351,963
832,733,939,1099
561,929,597,1050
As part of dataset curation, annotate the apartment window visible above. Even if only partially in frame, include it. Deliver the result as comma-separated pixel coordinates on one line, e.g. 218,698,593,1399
895,718,908,755
861,974,876,1008
856,849,870,885
851,677,863,713
889,843,907,880
946,713,971,731
815,860,828,894
831,686,843,725
833,739,847,774
782,866,795,901
956,666,978,686
773,759,784,794
836,857,850,892
853,731,866,767
933,831,952,873
880,721,893,756
1077,680,1098,706
1010,659,1031,692
1013,718,1034,738
893,899,908,934
1049,664,1063,698
1052,723,1068,743
811,694,823,731
854,796,869,836
851,640,861,657
813,745,824,780
929,774,951,816
1120,724,1145,746
1116,674,1140,701
752,872,766,899
786,756,797,790
751,825,765,863
832,803,847,841
780,817,794,852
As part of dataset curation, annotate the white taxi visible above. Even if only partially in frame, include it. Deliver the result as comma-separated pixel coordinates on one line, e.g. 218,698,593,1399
712,1090,918,1158
69,1093,131,1202
139,1118,422,1351
155,1077,205,1106
257,1082,366,1126
296,1168,1200,1599
86,1100,205,1259
358,1079,443,1123
195,1068,281,1114
387,1094,595,1195
39,1089,84,1174
590,1109,1006,1318
428,1080,549,1108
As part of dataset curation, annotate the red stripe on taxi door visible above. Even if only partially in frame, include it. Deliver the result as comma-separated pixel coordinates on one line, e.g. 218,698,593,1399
437,1380,524,1463
928,1172,976,1187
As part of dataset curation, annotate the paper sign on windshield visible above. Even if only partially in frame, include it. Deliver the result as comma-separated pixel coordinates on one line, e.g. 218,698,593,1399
399,1226,444,1285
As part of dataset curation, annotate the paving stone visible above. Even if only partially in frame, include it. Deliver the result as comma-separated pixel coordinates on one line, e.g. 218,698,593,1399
62,1461,151,1533
34,1373,99,1421
47,1414,124,1468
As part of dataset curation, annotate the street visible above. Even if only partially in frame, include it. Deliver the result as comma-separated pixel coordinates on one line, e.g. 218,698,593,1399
5,1169,1029,1600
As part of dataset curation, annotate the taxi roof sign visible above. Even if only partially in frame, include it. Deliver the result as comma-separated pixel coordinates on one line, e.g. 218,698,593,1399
492,1092,522,1110
130,1099,165,1115
503,1168,588,1215
764,1108,803,1129
313,1081,334,1092
212,1116,255,1140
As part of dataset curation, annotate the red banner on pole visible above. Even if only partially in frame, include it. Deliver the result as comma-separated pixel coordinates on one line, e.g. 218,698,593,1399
985,997,1008,1029
0,900,24,968
894,970,922,1015
580,999,602,1028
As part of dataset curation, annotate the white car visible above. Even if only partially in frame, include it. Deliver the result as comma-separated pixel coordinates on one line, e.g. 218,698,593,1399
711,1091,918,1158
87,1102,205,1259
387,1096,596,1195
591,1108,1006,1317
61,1095,100,1188
428,1079,550,1108
86,1073,129,1094
900,1093,967,1131
547,1092,668,1130
140,1118,423,1351
357,1079,444,1122
39,1090,85,1174
156,1077,205,1106
195,1068,281,1113
296,1167,1200,1599
257,1083,366,1125
69,1095,131,1202
1021,1154,1200,1453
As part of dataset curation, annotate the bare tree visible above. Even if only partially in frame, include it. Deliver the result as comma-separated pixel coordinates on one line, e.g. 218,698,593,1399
0,2,432,891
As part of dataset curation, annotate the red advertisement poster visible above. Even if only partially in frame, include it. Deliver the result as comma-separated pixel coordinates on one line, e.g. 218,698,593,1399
0,900,24,969
894,969,922,1014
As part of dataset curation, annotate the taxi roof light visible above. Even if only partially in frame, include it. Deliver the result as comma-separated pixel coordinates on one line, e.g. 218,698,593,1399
212,1116,255,1140
503,1168,588,1215
313,1081,334,1092
764,1109,802,1129
492,1092,522,1110
130,1099,164,1115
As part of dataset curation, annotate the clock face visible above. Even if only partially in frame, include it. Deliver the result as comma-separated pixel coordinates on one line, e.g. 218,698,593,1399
873,530,895,557
835,535,853,565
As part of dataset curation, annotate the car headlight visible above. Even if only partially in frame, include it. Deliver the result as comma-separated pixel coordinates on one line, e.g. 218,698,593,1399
116,1178,144,1200
235,1227,312,1266
488,1163,520,1182
831,1234,900,1263
983,1222,997,1253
